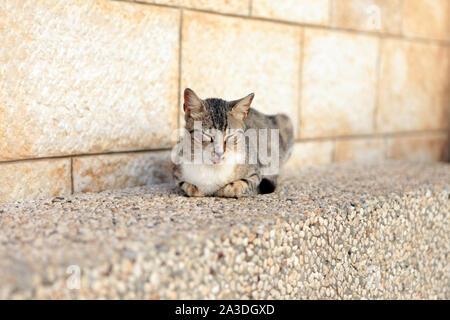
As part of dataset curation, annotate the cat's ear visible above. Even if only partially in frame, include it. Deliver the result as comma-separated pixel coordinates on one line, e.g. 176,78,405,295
184,88,205,119
230,93,254,120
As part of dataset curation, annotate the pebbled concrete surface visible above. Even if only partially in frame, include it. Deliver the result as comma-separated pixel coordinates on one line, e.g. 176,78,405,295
0,161,448,299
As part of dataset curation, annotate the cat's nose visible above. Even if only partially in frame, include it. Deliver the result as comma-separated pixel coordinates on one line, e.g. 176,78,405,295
212,150,224,164
214,145,224,157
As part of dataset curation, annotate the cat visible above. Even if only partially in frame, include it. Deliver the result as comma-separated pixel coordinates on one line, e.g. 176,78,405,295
171,88,294,198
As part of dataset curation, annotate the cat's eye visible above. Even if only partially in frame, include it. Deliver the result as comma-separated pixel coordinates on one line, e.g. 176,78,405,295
225,129,244,142
202,133,213,142
191,130,213,143
225,134,235,142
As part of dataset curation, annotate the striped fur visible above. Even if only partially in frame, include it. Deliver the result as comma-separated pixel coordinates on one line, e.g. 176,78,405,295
173,88,294,198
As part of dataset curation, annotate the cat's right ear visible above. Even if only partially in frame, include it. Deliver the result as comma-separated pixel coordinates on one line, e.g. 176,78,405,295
184,88,205,119
230,93,254,120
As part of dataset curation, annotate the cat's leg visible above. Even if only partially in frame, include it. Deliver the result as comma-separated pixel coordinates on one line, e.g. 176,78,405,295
172,163,205,197
258,175,278,194
178,181,205,197
214,173,261,198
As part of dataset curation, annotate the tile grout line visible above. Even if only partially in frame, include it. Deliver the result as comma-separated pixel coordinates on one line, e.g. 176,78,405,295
70,157,74,195
328,0,333,27
0,147,173,165
373,35,383,133
294,129,450,143
0,130,448,166
248,0,252,16
447,130,450,161
114,0,450,48
399,0,404,37
297,28,305,140
331,138,337,163
177,8,183,132
383,136,390,160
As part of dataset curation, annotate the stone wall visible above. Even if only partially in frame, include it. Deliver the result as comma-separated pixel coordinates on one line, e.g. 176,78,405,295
1,0,449,202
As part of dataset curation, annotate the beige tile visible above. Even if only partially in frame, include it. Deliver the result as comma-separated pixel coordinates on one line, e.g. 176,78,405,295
0,0,179,161
73,151,172,193
72,151,172,194
284,140,334,170
334,137,385,162
139,0,249,15
181,11,301,134
403,0,450,41
332,0,402,34
0,159,71,203
376,39,450,133
300,29,379,138
387,133,449,162
252,0,329,25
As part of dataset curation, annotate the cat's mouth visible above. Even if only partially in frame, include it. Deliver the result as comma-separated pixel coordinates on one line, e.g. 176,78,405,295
211,155,224,164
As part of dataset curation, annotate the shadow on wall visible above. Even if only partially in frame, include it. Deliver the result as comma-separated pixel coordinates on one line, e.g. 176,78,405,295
444,74,450,162
446,129,450,161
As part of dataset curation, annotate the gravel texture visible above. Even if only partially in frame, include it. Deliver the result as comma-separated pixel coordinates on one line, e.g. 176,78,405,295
0,161,448,299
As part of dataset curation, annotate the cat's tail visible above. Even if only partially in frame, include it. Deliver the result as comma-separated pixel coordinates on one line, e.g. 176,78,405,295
257,113,294,194
274,113,294,166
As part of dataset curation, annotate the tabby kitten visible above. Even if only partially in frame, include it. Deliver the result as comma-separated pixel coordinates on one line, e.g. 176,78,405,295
172,88,294,198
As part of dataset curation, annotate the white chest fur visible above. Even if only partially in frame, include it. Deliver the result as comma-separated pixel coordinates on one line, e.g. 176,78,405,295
180,152,243,195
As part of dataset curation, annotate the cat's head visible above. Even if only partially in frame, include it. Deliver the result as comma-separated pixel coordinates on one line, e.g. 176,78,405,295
183,88,254,165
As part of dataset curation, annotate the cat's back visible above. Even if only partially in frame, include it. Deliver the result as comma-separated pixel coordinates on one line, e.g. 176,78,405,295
245,108,293,141
244,108,294,165
245,108,291,130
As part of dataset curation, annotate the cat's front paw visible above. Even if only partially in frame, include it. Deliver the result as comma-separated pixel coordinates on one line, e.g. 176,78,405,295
179,182,205,197
214,181,249,198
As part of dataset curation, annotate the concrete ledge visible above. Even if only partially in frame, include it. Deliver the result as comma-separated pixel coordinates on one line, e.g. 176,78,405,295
0,161,448,299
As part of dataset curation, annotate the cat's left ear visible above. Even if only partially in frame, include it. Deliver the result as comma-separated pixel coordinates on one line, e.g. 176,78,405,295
230,93,254,120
